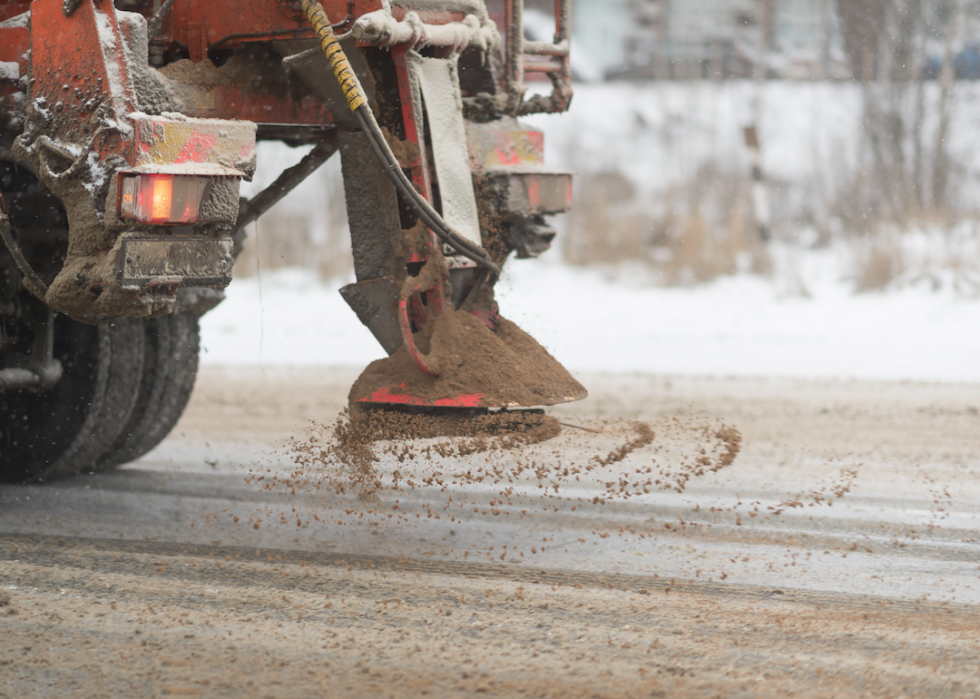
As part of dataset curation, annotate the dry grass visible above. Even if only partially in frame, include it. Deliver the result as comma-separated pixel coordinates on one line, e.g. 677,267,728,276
653,205,772,285
234,163,351,282
853,233,906,292
233,209,352,281
562,171,651,265
564,159,980,296
229,158,980,296
565,168,771,285
839,203,980,294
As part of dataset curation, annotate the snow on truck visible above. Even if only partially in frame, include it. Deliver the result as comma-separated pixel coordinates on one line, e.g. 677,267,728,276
0,0,584,482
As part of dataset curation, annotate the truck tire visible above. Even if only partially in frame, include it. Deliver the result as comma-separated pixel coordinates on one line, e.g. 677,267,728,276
0,313,145,483
94,312,200,471
1,160,199,481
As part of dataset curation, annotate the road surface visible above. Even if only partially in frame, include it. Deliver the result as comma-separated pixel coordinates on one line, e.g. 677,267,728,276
2,367,979,697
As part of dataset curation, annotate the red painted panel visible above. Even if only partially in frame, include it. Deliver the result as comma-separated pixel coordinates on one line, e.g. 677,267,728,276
174,130,218,164
358,385,485,408
0,2,29,23
29,0,136,158
432,394,484,408
165,0,371,53
0,26,28,64
360,386,424,406
171,83,335,126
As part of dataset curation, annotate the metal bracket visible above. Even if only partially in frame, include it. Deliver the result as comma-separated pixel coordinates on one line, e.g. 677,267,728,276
500,0,573,116
0,306,63,392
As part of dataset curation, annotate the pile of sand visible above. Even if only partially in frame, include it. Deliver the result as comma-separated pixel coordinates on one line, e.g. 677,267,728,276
349,311,587,409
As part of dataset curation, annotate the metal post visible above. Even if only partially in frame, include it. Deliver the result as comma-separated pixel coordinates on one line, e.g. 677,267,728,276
743,126,771,242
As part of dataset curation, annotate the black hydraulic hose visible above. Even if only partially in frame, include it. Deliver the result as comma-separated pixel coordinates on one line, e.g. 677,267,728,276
352,107,499,273
0,204,49,302
300,0,501,279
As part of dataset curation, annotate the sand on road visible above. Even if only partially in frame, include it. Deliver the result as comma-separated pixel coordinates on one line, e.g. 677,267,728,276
2,368,979,697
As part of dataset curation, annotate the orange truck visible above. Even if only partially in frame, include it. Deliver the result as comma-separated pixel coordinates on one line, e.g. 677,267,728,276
0,0,582,482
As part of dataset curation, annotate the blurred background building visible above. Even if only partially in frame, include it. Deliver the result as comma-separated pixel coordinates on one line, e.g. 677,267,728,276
564,0,980,82
572,0,847,80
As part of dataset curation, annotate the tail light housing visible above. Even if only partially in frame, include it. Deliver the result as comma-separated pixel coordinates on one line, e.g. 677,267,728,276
118,173,217,224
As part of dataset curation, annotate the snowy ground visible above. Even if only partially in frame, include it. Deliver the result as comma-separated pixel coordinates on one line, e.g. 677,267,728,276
200,255,980,383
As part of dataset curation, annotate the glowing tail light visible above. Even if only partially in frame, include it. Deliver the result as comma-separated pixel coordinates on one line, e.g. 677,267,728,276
150,175,173,221
118,174,216,224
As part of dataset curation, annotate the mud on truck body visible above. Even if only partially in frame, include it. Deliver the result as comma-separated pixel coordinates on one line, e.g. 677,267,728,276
0,0,582,483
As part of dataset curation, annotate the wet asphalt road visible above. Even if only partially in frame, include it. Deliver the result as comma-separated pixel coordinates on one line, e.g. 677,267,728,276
2,368,979,697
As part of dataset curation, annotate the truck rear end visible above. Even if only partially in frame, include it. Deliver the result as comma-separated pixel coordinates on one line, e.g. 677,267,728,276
0,0,580,482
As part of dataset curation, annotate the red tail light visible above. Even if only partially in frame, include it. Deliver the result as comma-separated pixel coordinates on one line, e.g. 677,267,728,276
118,174,216,224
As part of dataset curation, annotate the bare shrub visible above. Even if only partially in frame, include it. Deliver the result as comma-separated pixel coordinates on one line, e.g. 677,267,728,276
566,165,770,285
563,171,651,265
840,218,980,295
655,167,772,284
832,0,965,225
893,224,980,296
653,208,759,285
853,232,905,292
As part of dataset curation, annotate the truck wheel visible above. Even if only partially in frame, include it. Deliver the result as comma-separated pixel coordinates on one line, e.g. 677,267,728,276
0,313,145,483
95,312,200,472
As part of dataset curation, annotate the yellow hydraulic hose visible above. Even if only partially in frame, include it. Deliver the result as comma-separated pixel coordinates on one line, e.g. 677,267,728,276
298,0,501,277
300,0,365,112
